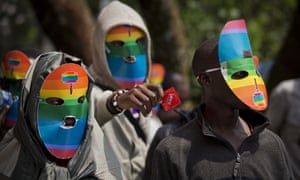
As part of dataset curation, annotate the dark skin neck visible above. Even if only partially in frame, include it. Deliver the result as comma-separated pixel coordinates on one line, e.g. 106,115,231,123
203,101,252,152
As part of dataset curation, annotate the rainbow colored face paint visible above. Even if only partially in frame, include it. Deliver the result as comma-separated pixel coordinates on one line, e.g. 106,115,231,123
218,19,268,110
38,63,89,159
105,25,147,89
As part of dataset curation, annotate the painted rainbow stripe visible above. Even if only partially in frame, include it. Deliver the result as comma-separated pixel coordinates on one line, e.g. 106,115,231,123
106,26,144,42
220,20,247,34
62,71,78,95
253,78,266,107
62,72,78,83
8,58,20,66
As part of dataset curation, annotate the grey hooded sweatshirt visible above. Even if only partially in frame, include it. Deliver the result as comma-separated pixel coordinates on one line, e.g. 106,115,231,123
0,52,122,179
88,1,160,179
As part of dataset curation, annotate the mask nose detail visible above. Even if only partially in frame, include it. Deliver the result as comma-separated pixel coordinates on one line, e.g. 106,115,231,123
62,116,77,128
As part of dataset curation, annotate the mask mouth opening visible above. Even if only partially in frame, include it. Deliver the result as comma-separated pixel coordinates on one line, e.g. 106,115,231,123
123,56,136,63
62,116,77,128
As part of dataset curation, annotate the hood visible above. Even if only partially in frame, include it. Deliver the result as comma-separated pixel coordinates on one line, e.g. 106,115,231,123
89,0,151,90
14,51,93,165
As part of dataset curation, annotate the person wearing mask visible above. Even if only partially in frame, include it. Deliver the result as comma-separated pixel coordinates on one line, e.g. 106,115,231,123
151,19,294,180
0,48,42,140
0,51,122,179
88,1,164,179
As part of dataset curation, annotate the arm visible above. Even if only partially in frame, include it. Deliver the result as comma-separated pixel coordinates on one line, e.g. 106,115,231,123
92,83,164,126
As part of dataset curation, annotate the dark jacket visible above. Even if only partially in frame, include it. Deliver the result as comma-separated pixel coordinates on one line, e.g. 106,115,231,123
151,106,294,180
143,109,195,180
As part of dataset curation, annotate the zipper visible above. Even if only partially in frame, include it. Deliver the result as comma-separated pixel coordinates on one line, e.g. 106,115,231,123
232,153,241,179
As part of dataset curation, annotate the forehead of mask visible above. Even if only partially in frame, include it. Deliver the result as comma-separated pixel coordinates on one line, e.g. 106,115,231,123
40,63,88,100
1,50,32,80
218,19,268,111
38,63,89,159
105,25,146,57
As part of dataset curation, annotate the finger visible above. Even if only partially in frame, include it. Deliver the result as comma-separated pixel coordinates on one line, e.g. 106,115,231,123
133,85,153,106
135,84,158,107
143,84,164,102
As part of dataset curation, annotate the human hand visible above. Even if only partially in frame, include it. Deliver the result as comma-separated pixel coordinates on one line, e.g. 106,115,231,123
117,83,164,116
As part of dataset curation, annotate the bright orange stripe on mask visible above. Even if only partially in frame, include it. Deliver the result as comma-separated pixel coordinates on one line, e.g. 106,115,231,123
108,26,141,34
232,85,267,96
44,68,87,80
227,76,265,89
232,85,268,110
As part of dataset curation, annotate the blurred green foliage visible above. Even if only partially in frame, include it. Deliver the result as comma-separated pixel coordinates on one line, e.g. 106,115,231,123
0,0,297,102
180,0,297,62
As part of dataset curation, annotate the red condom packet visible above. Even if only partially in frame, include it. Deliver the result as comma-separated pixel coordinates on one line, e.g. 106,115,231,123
161,87,182,111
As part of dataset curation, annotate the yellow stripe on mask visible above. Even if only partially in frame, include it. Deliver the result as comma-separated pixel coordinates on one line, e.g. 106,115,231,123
227,76,265,89
40,88,87,99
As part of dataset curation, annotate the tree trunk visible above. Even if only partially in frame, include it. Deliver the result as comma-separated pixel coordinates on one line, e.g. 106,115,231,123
138,0,188,75
28,0,94,66
267,1,300,93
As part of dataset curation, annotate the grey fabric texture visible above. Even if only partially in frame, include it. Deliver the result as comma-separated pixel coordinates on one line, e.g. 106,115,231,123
266,78,300,180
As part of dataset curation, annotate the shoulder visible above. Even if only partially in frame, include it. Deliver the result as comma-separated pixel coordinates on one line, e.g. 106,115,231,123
155,120,200,152
272,78,300,94
258,128,286,148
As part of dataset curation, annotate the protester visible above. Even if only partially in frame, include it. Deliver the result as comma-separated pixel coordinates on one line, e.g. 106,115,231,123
0,48,41,140
0,51,122,179
266,78,300,179
151,19,294,180
88,1,164,179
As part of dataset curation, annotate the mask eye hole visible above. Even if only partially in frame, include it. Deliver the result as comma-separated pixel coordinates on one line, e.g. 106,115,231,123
46,97,64,105
231,71,249,80
110,40,124,47
78,96,85,104
136,37,146,46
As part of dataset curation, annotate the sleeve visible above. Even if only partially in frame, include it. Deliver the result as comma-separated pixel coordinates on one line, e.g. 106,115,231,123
91,86,114,126
0,128,21,177
272,131,295,180
151,139,181,180
265,82,289,133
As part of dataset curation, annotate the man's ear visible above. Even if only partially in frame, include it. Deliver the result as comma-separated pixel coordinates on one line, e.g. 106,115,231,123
197,73,211,86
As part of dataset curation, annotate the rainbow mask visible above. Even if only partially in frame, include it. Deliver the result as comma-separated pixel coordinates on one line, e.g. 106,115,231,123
1,50,31,80
105,25,147,89
38,63,89,159
218,19,268,111
1,50,32,127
